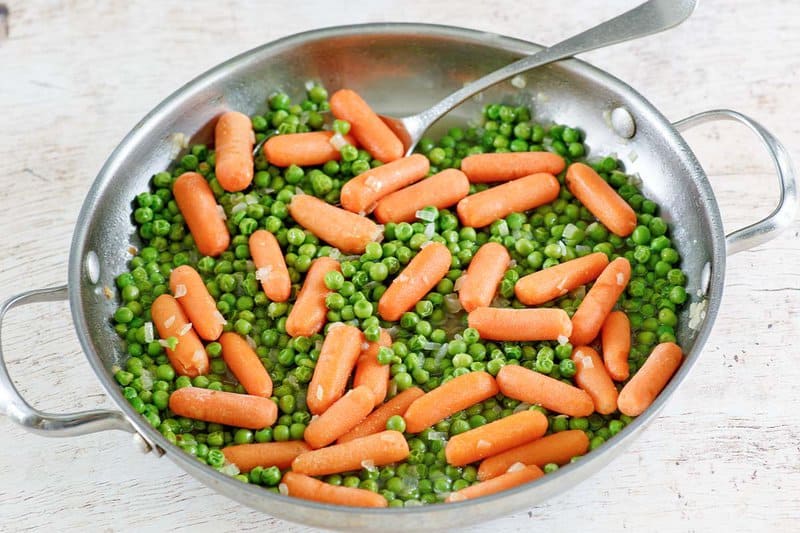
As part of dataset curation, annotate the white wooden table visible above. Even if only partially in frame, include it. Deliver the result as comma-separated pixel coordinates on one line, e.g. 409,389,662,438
1,1,798,531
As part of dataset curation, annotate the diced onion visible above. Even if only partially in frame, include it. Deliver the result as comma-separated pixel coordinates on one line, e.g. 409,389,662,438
255,266,273,282
507,462,527,473
329,248,342,260
178,322,192,336
374,225,385,243
360,459,376,471
220,463,240,477
158,339,172,348
245,335,257,349
330,132,348,150
231,202,247,215
444,294,462,313
513,402,531,414
511,75,526,88
557,335,569,346
144,322,154,343
164,315,176,328
416,209,437,222
422,341,442,351
304,80,315,91
582,355,594,369
216,205,227,220
688,299,707,330
174,284,188,298
213,311,227,326
497,220,509,236
427,431,447,441
245,194,259,205
424,223,435,239
140,370,153,391
454,275,467,292
278,483,289,496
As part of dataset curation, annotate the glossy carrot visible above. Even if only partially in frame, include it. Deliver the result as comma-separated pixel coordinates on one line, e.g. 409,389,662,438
373,169,470,224
467,308,572,342
329,89,403,163
220,332,272,398
150,294,209,377
288,194,382,254
285,257,340,338
477,430,589,481
353,328,392,406
378,242,451,321
340,154,430,214
570,257,631,346
214,111,254,192
572,346,618,415
403,371,499,433
168,388,277,429
456,173,560,228
497,365,594,417
249,230,291,303
617,342,683,416
263,131,356,167
303,386,375,449
222,441,310,473
458,242,511,312
445,410,548,466
281,472,388,508
446,465,544,502
292,430,409,476
338,387,425,443
514,252,610,306
173,172,229,257
601,310,631,381
460,152,566,183
306,324,363,415
566,162,637,237
169,265,223,341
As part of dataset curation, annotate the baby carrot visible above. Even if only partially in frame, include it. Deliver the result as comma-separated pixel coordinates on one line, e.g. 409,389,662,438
458,242,510,313
292,430,409,476
304,386,376,449
151,294,209,377
263,131,356,167
340,154,430,214
169,265,223,341
220,332,272,398
222,441,310,473
477,430,589,481
514,252,610,306
288,194,383,255
329,89,403,163
214,111,254,192
403,371,499,433
456,173,560,228
497,365,594,417
445,410,548,466
460,152,566,183
249,229,291,303
168,388,277,429
337,387,425,443
173,172,229,257
467,308,572,342
572,346,618,415
306,324,363,415
617,342,683,416
446,465,544,503
601,310,631,381
566,162,637,237
285,257,340,338
373,169,470,224
281,472,388,508
570,257,631,346
353,328,392,406
378,242,451,321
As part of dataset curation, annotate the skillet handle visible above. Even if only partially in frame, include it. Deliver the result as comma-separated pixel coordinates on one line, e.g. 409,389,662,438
673,109,798,255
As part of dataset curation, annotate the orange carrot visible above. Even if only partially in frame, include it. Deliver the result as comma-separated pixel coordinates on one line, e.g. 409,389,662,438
150,294,209,377
168,388,277,429
249,229,291,303
353,328,392,406
220,332,272,398
304,386,375,449
340,154,430,214
373,169,469,224
338,387,425,443
403,371,499,433
329,89,403,163
169,265,223,341
306,324,363,415
572,346,618,415
467,308,572,342
173,172,229,257
456,173,560,228
458,242,511,313
496,365,594,417
214,111,254,192
222,441,310,473
445,410,548,466
281,472,388,508
285,257,340,338
570,257,631,346
263,131,356,167
601,310,631,381
514,252,610,306
460,152,566,183
292,430,409,476
477,430,589,481
378,242,452,321
617,342,683,416
288,194,382,255
566,162,637,237
446,465,544,502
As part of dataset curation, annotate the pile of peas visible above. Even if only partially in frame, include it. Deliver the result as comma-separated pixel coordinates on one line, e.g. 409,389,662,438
110,83,688,506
